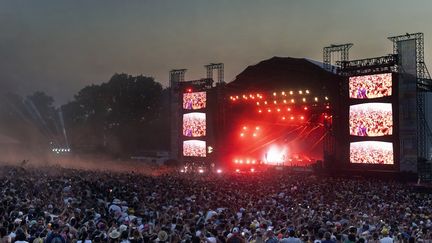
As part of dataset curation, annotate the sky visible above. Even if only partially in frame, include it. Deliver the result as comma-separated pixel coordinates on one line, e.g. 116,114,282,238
0,0,432,105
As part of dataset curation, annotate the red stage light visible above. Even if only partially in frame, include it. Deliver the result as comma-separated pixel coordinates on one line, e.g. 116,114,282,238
282,91,286,96
243,126,247,130
304,107,308,110
187,88,192,92
235,169,240,173
273,100,277,104
264,101,268,105
267,109,271,113
273,92,277,96
255,126,260,130
240,133,244,137
252,160,256,164
282,116,286,120
291,99,295,103
290,116,294,120
258,109,262,113
283,100,287,104
277,108,281,112
256,102,260,105
287,108,291,111
250,168,255,172
246,159,250,164
300,116,304,120
326,105,330,109
252,133,257,137
239,160,243,164
234,159,238,163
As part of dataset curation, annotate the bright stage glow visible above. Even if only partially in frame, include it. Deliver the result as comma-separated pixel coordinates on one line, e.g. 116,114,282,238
349,73,392,99
264,144,289,165
250,168,255,172
235,169,240,173
198,169,204,173
216,169,222,173
350,141,393,164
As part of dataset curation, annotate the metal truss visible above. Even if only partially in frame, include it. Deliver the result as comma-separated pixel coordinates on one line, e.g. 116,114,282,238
323,43,354,71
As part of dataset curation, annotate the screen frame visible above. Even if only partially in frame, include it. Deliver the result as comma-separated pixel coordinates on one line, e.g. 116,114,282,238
183,91,207,110
349,141,394,165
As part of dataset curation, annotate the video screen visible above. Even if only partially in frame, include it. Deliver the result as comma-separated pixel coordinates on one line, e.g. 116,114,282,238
349,103,392,137
183,92,206,110
183,112,206,137
183,140,206,157
349,73,392,99
350,141,393,164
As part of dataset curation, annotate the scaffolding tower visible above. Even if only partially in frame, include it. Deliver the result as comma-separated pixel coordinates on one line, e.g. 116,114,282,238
323,43,354,72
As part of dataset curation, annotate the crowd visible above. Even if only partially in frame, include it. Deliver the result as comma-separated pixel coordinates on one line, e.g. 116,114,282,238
349,73,392,99
183,114,206,138
0,164,430,243
350,142,394,164
349,108,393,137
183,93,207,110
183,141,206,157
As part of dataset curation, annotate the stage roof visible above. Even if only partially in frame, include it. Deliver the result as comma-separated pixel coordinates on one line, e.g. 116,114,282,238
227,57,342,95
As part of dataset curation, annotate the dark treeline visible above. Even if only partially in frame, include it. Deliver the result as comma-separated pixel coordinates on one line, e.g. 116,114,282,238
0,73,170,157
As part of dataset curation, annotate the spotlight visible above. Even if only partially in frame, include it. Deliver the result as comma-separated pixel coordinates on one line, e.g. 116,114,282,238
216,169,222,174
283,100,287,104
246,159,250,164
252,133,257,137
239,160,243,164
198,169,204,173
300,116,304,120
258,109,262,113
250,168,255,172
282,116,286,120
180,169,185,173
304,107,308,110
290,116,294,120
291,99,295,103
267,109,271,113
255,126,260,130
289,91,293,95
240,133,244,137
325,96,329,100
299,90,303,94
281,91,285,95
277,108,281,112
235,169,240,173
256,102,260,105
306,90,310,94
273,92,277,96
264,101,268,105
273,100,277,104
314,97,318,102
243,126,247,130
302,98,306,102
252,160,256,164
287,108,291,111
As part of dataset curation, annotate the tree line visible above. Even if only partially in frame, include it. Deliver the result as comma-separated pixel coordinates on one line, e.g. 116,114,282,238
0,73,170,157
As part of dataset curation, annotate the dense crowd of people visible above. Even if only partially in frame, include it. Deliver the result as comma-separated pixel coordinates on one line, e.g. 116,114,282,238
183,113,206,138
349,73,392,99
350,141,394,164
183,141,206,157
0,164,430,243
349,105,393,137
183,92,207,110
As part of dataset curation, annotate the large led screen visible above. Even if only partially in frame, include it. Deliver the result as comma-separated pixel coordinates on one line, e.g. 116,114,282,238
183,140,206,157
350,141,393,164
183,92,206,110
349,73,392,99
183,112,206,137
349,103,392,137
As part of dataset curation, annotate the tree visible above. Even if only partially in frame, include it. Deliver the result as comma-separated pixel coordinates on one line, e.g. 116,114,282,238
63,73,170,156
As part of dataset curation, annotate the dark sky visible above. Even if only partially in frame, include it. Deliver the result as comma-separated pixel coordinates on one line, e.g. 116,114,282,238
1,0,431,105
